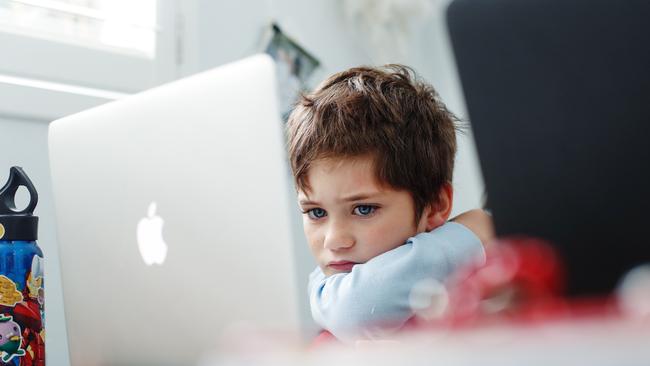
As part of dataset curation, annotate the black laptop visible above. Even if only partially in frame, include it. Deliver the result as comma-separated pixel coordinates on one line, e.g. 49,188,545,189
447,0,650,296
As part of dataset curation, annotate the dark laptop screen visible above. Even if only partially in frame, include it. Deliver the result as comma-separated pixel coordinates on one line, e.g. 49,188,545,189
447,0,650,295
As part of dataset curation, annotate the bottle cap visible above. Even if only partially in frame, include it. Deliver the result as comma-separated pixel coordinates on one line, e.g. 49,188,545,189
0,167,39,241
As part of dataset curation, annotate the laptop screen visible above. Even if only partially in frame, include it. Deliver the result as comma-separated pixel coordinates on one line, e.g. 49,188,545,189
447,0,650,295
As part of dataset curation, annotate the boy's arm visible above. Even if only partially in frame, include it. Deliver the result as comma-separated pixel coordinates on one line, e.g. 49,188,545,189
308,221,485,343
451,209,495,247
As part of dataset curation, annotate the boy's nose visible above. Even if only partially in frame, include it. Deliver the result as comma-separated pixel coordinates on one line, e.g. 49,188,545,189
323,221,355,251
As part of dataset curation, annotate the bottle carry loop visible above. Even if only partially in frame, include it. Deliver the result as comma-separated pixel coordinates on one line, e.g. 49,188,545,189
0,167,39,241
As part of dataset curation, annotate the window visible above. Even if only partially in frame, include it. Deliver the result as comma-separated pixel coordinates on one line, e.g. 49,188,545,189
0,0,177,96
0,0,158,57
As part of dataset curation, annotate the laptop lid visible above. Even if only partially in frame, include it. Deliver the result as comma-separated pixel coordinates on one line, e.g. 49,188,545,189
49,54,303,365
447,0,650,296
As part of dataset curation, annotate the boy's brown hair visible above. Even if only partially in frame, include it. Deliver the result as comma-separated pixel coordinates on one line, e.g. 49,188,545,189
286,65,458,221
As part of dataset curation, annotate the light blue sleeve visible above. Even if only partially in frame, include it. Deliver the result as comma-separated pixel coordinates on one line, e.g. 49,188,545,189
308,221,485,343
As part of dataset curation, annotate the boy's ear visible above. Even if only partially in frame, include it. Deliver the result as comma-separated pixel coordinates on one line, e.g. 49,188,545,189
421,183,453,232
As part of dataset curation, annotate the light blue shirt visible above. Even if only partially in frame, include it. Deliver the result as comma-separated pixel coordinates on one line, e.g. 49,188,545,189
308,222,485,343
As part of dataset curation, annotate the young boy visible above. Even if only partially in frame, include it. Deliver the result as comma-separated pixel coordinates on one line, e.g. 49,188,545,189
286,65,492,344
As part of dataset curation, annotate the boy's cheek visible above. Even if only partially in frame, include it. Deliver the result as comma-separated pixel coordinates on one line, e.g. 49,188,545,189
302,221,317,239
303,227,324,258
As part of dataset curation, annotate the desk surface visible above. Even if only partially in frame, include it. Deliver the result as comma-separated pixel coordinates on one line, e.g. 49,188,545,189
198,317,650,366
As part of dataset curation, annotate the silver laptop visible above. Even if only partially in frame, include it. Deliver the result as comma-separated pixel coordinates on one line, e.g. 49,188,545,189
48,54,303,366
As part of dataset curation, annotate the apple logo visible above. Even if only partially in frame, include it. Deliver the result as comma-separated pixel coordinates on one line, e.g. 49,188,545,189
137,202,168,266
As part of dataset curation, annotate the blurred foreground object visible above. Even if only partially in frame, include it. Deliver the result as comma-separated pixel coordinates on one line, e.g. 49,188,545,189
413,237,650,331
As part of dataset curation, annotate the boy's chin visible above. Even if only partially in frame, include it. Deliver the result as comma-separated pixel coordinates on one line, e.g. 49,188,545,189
323,268,352,276
321,264,357,276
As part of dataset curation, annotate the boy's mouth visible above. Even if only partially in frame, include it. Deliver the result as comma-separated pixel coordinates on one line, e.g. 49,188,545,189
327,260,358,272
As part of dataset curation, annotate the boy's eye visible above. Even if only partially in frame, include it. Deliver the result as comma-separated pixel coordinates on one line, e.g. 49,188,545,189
353,205,377,216
306,208,327,220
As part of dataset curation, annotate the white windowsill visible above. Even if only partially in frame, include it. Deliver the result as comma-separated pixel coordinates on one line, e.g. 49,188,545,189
0,77,126,122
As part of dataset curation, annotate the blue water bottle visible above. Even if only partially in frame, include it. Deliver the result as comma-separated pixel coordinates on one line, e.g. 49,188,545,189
0,167,45,366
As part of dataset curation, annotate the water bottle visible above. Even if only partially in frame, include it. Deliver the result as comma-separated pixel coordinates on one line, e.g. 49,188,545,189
0,167,45,366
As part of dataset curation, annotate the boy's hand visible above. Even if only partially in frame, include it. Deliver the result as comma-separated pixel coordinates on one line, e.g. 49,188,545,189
451,209,495,247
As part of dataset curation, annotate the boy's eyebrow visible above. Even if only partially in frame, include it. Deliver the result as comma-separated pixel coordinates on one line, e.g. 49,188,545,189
298,191,383,206
298,199,319,206
340,191,382,202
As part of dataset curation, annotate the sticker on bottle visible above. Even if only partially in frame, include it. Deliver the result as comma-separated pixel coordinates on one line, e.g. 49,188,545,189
0,314,26,363
28,256,44,306
0,255,46,364
0,276,23,307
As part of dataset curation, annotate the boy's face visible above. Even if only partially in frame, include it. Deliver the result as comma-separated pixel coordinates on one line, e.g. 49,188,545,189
298,156,428,276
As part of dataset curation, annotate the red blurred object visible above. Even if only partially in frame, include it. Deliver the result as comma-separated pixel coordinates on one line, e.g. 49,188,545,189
310,237,623,347
437,237,620,328
310,330,337,348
